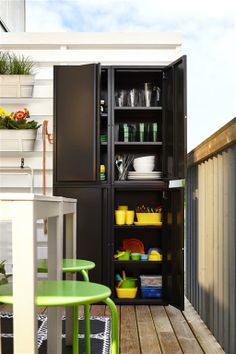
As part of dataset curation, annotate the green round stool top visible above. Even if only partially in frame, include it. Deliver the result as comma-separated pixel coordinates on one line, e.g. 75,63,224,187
0,280,111,307
37,259,95,273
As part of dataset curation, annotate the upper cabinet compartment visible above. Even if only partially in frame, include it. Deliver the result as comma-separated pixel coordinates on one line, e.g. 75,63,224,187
163,56,187,180
113,68,164,182
54,64,100,183
114,68,163,109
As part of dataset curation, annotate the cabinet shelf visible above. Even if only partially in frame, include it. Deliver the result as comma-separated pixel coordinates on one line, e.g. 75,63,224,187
114,225,162,229
114,106,162,111
115,142,162,146
114,260,162,265
113,181,166,189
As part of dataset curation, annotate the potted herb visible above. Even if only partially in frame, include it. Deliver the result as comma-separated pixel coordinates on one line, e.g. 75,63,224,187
0,260,11,286
0,107,41,151
0,51,36,98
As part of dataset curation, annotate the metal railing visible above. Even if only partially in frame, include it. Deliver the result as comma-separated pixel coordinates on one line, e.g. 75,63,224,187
186,117,236,354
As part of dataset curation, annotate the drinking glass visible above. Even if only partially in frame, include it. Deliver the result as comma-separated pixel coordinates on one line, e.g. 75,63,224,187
144,82,152,107
153,86,161,106
116,89,127,107
129,88,139,107
138,123,145,142
151,123,158,142
144,123,151,142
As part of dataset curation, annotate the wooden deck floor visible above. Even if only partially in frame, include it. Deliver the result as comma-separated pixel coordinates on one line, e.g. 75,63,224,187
97,299,225,354
0,299,225,354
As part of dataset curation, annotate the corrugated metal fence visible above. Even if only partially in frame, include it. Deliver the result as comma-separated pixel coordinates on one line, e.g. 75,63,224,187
186,118,236,354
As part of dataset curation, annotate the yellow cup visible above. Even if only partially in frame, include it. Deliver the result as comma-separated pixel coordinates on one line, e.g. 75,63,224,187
115,210,126,225
125,210,135,225
118,205,128,211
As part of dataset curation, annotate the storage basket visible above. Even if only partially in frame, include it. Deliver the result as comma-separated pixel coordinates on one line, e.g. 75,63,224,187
116,287,137,299
136,213,161,223
140,275,162,287
140,286,162,299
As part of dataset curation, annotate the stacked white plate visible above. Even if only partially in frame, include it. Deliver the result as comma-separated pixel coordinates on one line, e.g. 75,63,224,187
128,171,162,180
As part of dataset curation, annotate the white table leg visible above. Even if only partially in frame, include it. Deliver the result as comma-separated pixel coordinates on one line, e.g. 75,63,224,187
12,201,37,354
47,214,63,354
65,212,77,346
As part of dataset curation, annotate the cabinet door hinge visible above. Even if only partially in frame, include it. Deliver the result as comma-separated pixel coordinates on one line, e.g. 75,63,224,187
163,72,167,80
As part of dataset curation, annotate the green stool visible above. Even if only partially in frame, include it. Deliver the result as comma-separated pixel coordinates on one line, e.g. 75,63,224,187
37,259,95,281
37,259,95,353
0,280,119,354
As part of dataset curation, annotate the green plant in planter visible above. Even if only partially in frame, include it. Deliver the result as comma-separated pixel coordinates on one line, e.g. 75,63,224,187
0,51,35,75
0,107,41,129
0,260,11,285
8,53,35,75
0,52,8,74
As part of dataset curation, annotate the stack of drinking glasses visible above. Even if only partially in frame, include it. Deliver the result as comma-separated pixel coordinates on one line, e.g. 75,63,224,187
118,122,158,142
115,83,160,107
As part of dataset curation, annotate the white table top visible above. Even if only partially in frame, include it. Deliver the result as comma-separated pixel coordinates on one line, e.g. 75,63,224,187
0,193,76,203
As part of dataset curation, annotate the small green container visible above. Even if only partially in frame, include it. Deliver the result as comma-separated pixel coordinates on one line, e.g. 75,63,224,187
120,277,138,288
131,253,140,261
117,250,130,260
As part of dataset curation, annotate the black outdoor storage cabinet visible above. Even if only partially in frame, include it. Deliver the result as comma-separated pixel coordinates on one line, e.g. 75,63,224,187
53,58,187,310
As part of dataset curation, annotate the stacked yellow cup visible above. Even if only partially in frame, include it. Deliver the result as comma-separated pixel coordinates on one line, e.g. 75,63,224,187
115,205,135,225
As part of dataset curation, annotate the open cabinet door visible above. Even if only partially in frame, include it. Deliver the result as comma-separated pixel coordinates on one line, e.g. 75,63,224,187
163,56,187,179
54,64,100,183
163,187,184,310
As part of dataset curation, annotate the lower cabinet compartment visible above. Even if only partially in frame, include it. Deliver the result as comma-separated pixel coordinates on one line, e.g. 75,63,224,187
112,186,166,304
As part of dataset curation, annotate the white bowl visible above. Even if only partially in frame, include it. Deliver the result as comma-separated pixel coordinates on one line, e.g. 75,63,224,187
133,160,154,165
134,167,154,172
133,164,154,172
133,161,155,167
134,156,155,163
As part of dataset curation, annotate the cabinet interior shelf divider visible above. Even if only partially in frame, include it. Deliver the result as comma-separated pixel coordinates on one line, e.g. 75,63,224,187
114,225,162,229
114,106,162,110
114,260,162,264
115,142,162,145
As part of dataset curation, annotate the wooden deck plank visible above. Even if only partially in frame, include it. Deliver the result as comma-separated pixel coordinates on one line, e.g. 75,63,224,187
151,305,183,354
105,304,120,318
136,305,161,354
90,305,105,316
183,300,225,354
120,306,140,354
165,305,204,354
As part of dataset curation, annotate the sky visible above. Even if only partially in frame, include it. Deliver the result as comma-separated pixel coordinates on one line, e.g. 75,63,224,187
26,0,236,151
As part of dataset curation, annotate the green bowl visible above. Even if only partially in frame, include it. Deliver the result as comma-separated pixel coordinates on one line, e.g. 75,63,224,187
117,251,130,260
120,277,138,288
131,253,140,261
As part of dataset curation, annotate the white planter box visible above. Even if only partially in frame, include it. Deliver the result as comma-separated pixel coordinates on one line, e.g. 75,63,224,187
0,75,35,98
0,129,37,151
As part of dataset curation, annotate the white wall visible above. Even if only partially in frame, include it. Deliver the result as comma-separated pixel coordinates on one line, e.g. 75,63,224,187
0,0,25,31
